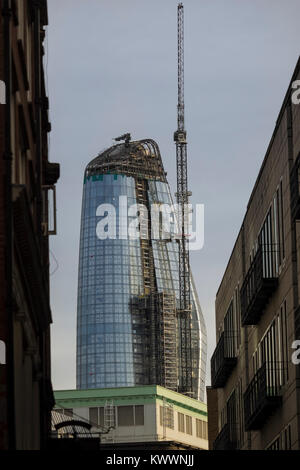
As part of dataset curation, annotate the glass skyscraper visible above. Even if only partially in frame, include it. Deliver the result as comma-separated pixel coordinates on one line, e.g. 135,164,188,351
76,139,206,401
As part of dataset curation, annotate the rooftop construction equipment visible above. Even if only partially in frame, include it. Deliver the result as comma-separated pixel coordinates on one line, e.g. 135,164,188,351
174,3,193,396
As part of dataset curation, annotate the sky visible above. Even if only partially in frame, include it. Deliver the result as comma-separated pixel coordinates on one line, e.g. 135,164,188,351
47,0,300,391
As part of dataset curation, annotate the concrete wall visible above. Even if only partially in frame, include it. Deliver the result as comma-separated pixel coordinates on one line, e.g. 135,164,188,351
64,398,208,449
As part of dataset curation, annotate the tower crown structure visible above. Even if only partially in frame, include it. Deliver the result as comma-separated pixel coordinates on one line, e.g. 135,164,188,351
76,138,207,400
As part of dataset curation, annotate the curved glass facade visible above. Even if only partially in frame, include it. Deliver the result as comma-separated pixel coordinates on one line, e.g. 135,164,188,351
76,140,207,401
77,174,143,388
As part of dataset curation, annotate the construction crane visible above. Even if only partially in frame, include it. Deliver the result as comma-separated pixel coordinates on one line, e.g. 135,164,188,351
114,133,131,147
174,3,193,396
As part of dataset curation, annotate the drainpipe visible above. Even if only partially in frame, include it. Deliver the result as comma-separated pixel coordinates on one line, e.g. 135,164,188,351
3,0,15,450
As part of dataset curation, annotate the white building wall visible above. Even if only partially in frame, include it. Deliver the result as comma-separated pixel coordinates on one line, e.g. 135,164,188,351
155,402,208,450
70,401,207,449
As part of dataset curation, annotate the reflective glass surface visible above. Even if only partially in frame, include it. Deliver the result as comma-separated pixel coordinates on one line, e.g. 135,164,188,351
76,173,206,400
77,175,142,389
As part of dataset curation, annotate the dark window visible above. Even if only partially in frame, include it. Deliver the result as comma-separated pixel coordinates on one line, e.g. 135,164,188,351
234,287,241,347
279,181,285,260
135,405,144,426
254,304,288,388
258,208,274,278
196,419,204,438
89,407,98,425
99,407,104,426
185,415,192,435
203,421,208,440
280,301,289,382
118,406,134,426
178,412,185,433
160,406,174,429
224,301,236,357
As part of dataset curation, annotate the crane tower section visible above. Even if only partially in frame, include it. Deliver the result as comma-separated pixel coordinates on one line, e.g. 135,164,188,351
174,3,193,396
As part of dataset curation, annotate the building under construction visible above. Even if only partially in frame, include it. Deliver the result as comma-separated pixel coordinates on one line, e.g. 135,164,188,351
76,138,207,401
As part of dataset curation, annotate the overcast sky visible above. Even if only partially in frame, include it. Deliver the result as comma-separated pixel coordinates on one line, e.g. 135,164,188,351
47,0,300,391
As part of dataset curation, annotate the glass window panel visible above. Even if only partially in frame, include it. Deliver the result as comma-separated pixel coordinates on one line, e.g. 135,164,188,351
89,407,98,425
135,405,144,426
118,406,134,426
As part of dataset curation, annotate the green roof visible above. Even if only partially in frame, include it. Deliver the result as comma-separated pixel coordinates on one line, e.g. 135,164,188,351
54,385,207,419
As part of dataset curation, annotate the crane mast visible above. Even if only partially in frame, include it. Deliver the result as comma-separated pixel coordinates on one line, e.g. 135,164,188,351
174,3,193,396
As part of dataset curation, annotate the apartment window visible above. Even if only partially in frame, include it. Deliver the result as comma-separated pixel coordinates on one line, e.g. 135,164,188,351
262,321,276,366
252,304,288,393
226,390,238,445
279,300,289,382
234,286,241,348
178,412,185,433
118,406,134,426
224,300,236,357
237,379,244,447
273,182,285,268
160,405,174,429
258,208,275,278
254,302,288,382
256,186,285,279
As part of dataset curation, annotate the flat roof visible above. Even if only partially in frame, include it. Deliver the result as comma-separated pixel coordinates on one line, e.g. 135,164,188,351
54,385,207,418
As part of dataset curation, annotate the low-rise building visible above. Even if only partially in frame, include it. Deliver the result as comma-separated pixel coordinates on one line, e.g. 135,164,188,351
54,385,208,450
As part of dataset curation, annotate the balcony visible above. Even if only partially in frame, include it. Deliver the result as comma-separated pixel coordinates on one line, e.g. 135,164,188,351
244,362,283,431
240,244,279,326
211,332,237,388
213,422,238,450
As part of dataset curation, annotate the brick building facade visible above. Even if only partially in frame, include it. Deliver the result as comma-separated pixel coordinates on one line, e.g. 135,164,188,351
208,57,300,450
0,0,59,449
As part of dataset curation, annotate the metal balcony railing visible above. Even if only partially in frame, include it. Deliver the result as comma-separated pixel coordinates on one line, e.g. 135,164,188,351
240,244,279,326
244,362,283,431
213,422,238,450
211,332,237,388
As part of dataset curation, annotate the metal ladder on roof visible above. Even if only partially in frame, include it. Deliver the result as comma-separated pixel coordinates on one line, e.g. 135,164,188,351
102,400,116,443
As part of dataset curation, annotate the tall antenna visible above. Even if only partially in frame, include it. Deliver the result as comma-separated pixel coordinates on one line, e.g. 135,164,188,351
174,3,193,396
